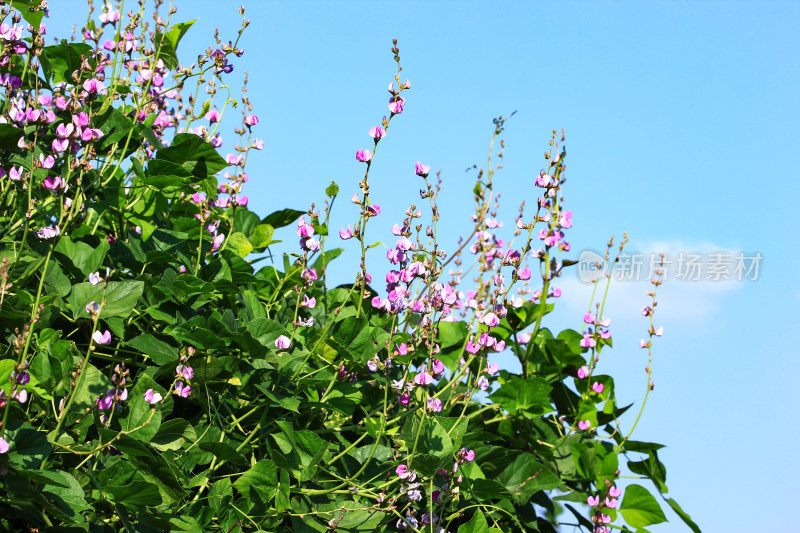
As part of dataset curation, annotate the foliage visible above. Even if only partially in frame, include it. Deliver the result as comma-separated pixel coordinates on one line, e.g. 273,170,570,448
0,2,700,532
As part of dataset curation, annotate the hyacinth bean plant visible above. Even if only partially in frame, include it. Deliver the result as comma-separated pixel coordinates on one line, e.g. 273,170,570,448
0,1,701,532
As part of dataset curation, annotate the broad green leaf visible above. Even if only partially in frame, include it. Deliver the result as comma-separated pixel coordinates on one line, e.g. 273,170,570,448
263,208,304,229
152,419,196,451
40,41,91,84
251,224,275,248
55,235,110,276
105,480,163,509
156,133,228,180
227,232,253,257
620,484,668,528
459,509,489,533
497,453,561,504
126,334,180,365
233,459,278,500
4,420,53,470
489,376,552,416
68,280,144,320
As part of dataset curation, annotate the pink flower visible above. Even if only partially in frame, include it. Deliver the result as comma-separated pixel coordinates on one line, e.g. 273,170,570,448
368,125,385,139
396,464,413,480
577,420,591,431
388,95,406,114
367,204,380,216
414,372,433,386
396,236,413,251
244,114,259,127
82,78,106,95
476,376,489,390
81,128,104,141
415,161,430,177
577,366,589,379
174,381,191,398
177,365,194,380
301,294,316,308
535,172,551,187
296,216,315,237
205,109,221,122
0,437,8,454
431,359,445,375
518,332,532,344
356,149,372,162
92,330,112,345
587,495,600,507
579,333,597,349
481,312,500,327
43,176,64,191
212,233,225,251
465,341,481,354
88,272,102,285
608,486,622,498
144,389,163,405
339,225,355,240
39,154,55,169
426,397,443,412
560,210,573,229
591,382,604,394
584,313,596,324
485,363,499,375
9,166,23,181
604,497,618,509
275,335,291,350
462,448,475,462
516,267,531,280
301,268,318,283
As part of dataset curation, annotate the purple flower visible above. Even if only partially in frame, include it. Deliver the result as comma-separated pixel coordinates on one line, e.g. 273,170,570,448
388,95,406,114
301,294,316,309
144,389,163,405
366,204,380,216
426,397,443,412
301,268,318,283
579,333,597,349
296,216,315,237
414,371,433,386
476,376,489,391
92,330,112,345
175,381,191,398
275,335,291,350
88,272,102,285
82,78,106,95
177,365,194,380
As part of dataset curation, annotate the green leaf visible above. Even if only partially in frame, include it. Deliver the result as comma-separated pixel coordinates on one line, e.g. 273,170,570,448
497,453,561,504
55,235,110,276
41,470,91,518
155,20,195,69
233,459,278,500
156,133,228,180
126,334,180,365
0,123,23,150
489,376,552,416
151,419,196,452
664,497,701,533
263,208,304,229
227,232,253,258
325,180,339,198
106,480,163,509
40,41,91,83
251,224,275,248
70,363,112,412
69,280,144,320
4,420,53,470
620,484,668,528
144,159,194,191
459,509,489,533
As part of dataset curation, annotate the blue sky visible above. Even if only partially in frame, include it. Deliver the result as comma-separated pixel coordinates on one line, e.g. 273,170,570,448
53,1,800,531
